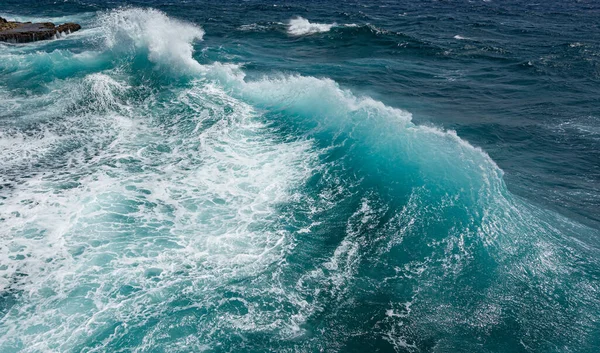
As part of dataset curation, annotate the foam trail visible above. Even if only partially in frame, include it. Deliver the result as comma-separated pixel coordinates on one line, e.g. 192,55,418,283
0,76,318,351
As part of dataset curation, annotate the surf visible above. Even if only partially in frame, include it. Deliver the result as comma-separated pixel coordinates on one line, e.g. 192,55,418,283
1,7,599,353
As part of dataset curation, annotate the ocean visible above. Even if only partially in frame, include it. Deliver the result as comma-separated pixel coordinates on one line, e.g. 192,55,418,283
0,1,599,352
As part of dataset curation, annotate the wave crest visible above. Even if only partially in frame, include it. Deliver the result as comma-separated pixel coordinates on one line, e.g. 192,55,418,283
287,16,336,36
99,8,204,72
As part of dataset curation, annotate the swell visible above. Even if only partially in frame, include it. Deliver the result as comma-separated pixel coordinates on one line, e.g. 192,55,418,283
237,18,440,56
1,7,599,353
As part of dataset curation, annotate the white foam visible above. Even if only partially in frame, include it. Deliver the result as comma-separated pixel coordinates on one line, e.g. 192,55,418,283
85,73,130,111
0,72,319,349
99,8,205,73
287,16,336,36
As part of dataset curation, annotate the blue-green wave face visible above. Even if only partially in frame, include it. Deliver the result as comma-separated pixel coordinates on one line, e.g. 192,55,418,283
1,6,599,353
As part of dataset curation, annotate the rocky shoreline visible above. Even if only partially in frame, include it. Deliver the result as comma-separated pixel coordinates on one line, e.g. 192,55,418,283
0,17,81,43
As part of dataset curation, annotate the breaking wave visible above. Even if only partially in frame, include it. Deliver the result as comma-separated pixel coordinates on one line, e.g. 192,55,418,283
1,7,599,353
287,16,337,36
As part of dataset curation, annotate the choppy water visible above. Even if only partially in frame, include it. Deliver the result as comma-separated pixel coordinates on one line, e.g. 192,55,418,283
1,1,599,352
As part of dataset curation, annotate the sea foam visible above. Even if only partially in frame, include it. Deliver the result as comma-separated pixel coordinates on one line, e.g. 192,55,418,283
287,16,336,36
99,8,205,73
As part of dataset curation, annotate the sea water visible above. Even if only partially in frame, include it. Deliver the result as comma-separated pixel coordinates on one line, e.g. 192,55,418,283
1,1,599,352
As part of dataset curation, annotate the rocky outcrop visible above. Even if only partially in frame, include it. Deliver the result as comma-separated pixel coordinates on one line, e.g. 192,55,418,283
0,17,81,43
56,23,81,34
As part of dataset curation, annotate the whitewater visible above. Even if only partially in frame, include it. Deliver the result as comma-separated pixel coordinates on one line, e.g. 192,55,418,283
1,6,599,353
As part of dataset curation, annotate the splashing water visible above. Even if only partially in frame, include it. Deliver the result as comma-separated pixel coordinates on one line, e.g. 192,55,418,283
287,16,336,36
1,6,599,353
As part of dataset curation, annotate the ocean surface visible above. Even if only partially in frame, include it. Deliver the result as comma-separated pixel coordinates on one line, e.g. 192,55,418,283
1,1,599,352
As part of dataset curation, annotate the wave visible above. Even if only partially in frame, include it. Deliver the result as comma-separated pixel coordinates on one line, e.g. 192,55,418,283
100,8,205,73
287,16,337,36
235,19,440,58
285,17,375,37
1,7,599,353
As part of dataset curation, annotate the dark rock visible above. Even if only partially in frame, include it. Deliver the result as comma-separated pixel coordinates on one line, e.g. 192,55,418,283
0,16,81,43
56,23,81,34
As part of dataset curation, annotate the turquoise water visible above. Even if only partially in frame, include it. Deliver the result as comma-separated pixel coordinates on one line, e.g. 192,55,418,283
1,1,599,352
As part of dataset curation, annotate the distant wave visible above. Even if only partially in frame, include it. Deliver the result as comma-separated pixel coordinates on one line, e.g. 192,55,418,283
241,19,427,51
287,16,337,36
239,17,401,40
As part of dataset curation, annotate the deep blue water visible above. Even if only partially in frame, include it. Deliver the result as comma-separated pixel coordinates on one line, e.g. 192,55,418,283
1,1,599,352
